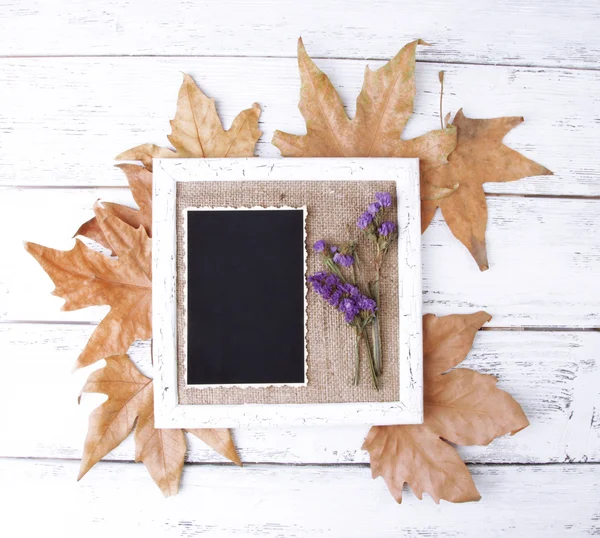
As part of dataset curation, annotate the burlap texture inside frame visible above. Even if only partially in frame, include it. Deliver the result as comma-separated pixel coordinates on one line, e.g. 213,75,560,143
177,180,399,404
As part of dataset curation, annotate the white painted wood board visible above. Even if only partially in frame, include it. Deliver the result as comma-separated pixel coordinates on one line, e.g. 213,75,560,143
5,188,600,327
1,459,599,537
0,0,598,533
0,58,597,195
0,0,598,70
1,323,597,464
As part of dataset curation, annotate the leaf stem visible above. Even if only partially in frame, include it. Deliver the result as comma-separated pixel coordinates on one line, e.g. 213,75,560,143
438,71,445,130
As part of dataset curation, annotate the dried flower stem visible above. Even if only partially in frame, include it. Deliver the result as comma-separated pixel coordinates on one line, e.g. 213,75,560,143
353,328,361,385
369,247,384,377
361,325,379,390
324,257,345,281
354,318,379,389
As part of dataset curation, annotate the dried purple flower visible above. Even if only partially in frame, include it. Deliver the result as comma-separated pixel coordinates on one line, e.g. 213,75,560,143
339,298,360,323
313,240,326,253
340,282,359,296
333,252,354,267
329,289,342,307
308,271,376,325
358,295,377,312
357,211,374,230
375,192,392,208
367,202,381,215
330,245,338,253
378,221,397,237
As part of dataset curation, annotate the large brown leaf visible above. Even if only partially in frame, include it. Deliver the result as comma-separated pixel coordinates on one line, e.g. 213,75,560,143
82,73,262,247
75,164,152,251
272,38,457,201
26,204,152,370
117,73,262,170
422,110,552,270
363,312,529,503
78,355,241,496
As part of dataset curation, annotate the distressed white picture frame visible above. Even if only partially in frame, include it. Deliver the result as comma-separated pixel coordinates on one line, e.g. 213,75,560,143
153,158,423,428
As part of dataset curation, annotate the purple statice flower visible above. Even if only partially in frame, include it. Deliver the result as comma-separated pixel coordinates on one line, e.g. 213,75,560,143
357,211,374,230
341,282,360,297
313,240,326,253
375,192,392,208
308,271,377,325
325,273,340,287
367,202,381,215
339,298,360,323
333,252,354,267
330,245,338,253
378,221,397,237
329,289,342,307
308,272,340,304
357,295,377,312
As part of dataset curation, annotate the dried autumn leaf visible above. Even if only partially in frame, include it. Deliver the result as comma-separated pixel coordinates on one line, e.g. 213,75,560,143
78,354,184,496
85,74,262,246
75,164,152,251
187,429,242,467
422,110,552,270
363,312,529,503
78,354,241,496
117,73,262,170
26,204,152,370
272,38,457,196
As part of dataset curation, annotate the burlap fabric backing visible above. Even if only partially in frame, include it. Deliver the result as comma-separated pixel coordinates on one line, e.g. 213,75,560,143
176,180,399,404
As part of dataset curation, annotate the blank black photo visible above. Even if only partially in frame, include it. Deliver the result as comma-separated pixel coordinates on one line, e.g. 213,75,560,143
186,208,306,386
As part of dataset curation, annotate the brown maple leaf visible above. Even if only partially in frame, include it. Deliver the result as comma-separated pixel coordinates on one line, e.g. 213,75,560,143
78,354,241,497
363,312,529,503
75,164,152,251
116,73,262,170
26,203,152,370
422,110,552,270
79,73,262,247
272,38,457,202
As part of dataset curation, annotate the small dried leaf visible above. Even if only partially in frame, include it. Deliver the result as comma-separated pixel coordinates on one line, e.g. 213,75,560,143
134,393,186,497
423,311,492,377
26,206,152,370
116,144,175,172
425,369,529,445
117,73,262,169
423,109,552,270
78,355,186,497
363,424,480,503
75,164,153,251
364,312,529,503
187,429,242,466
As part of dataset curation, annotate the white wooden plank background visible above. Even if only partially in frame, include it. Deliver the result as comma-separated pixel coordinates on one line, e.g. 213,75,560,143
1,1,599,536
0,0,599,70
2,460,599,537
0,58,598,195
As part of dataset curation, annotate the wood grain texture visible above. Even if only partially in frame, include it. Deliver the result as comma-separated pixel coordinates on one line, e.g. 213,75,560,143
0,0,598,70
0,58,597,195
2,459,599,537
5,188,599,327
1,324,597,464
0,2,598,531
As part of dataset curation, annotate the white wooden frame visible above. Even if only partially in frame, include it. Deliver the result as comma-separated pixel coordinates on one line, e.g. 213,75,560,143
153,158,423,428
